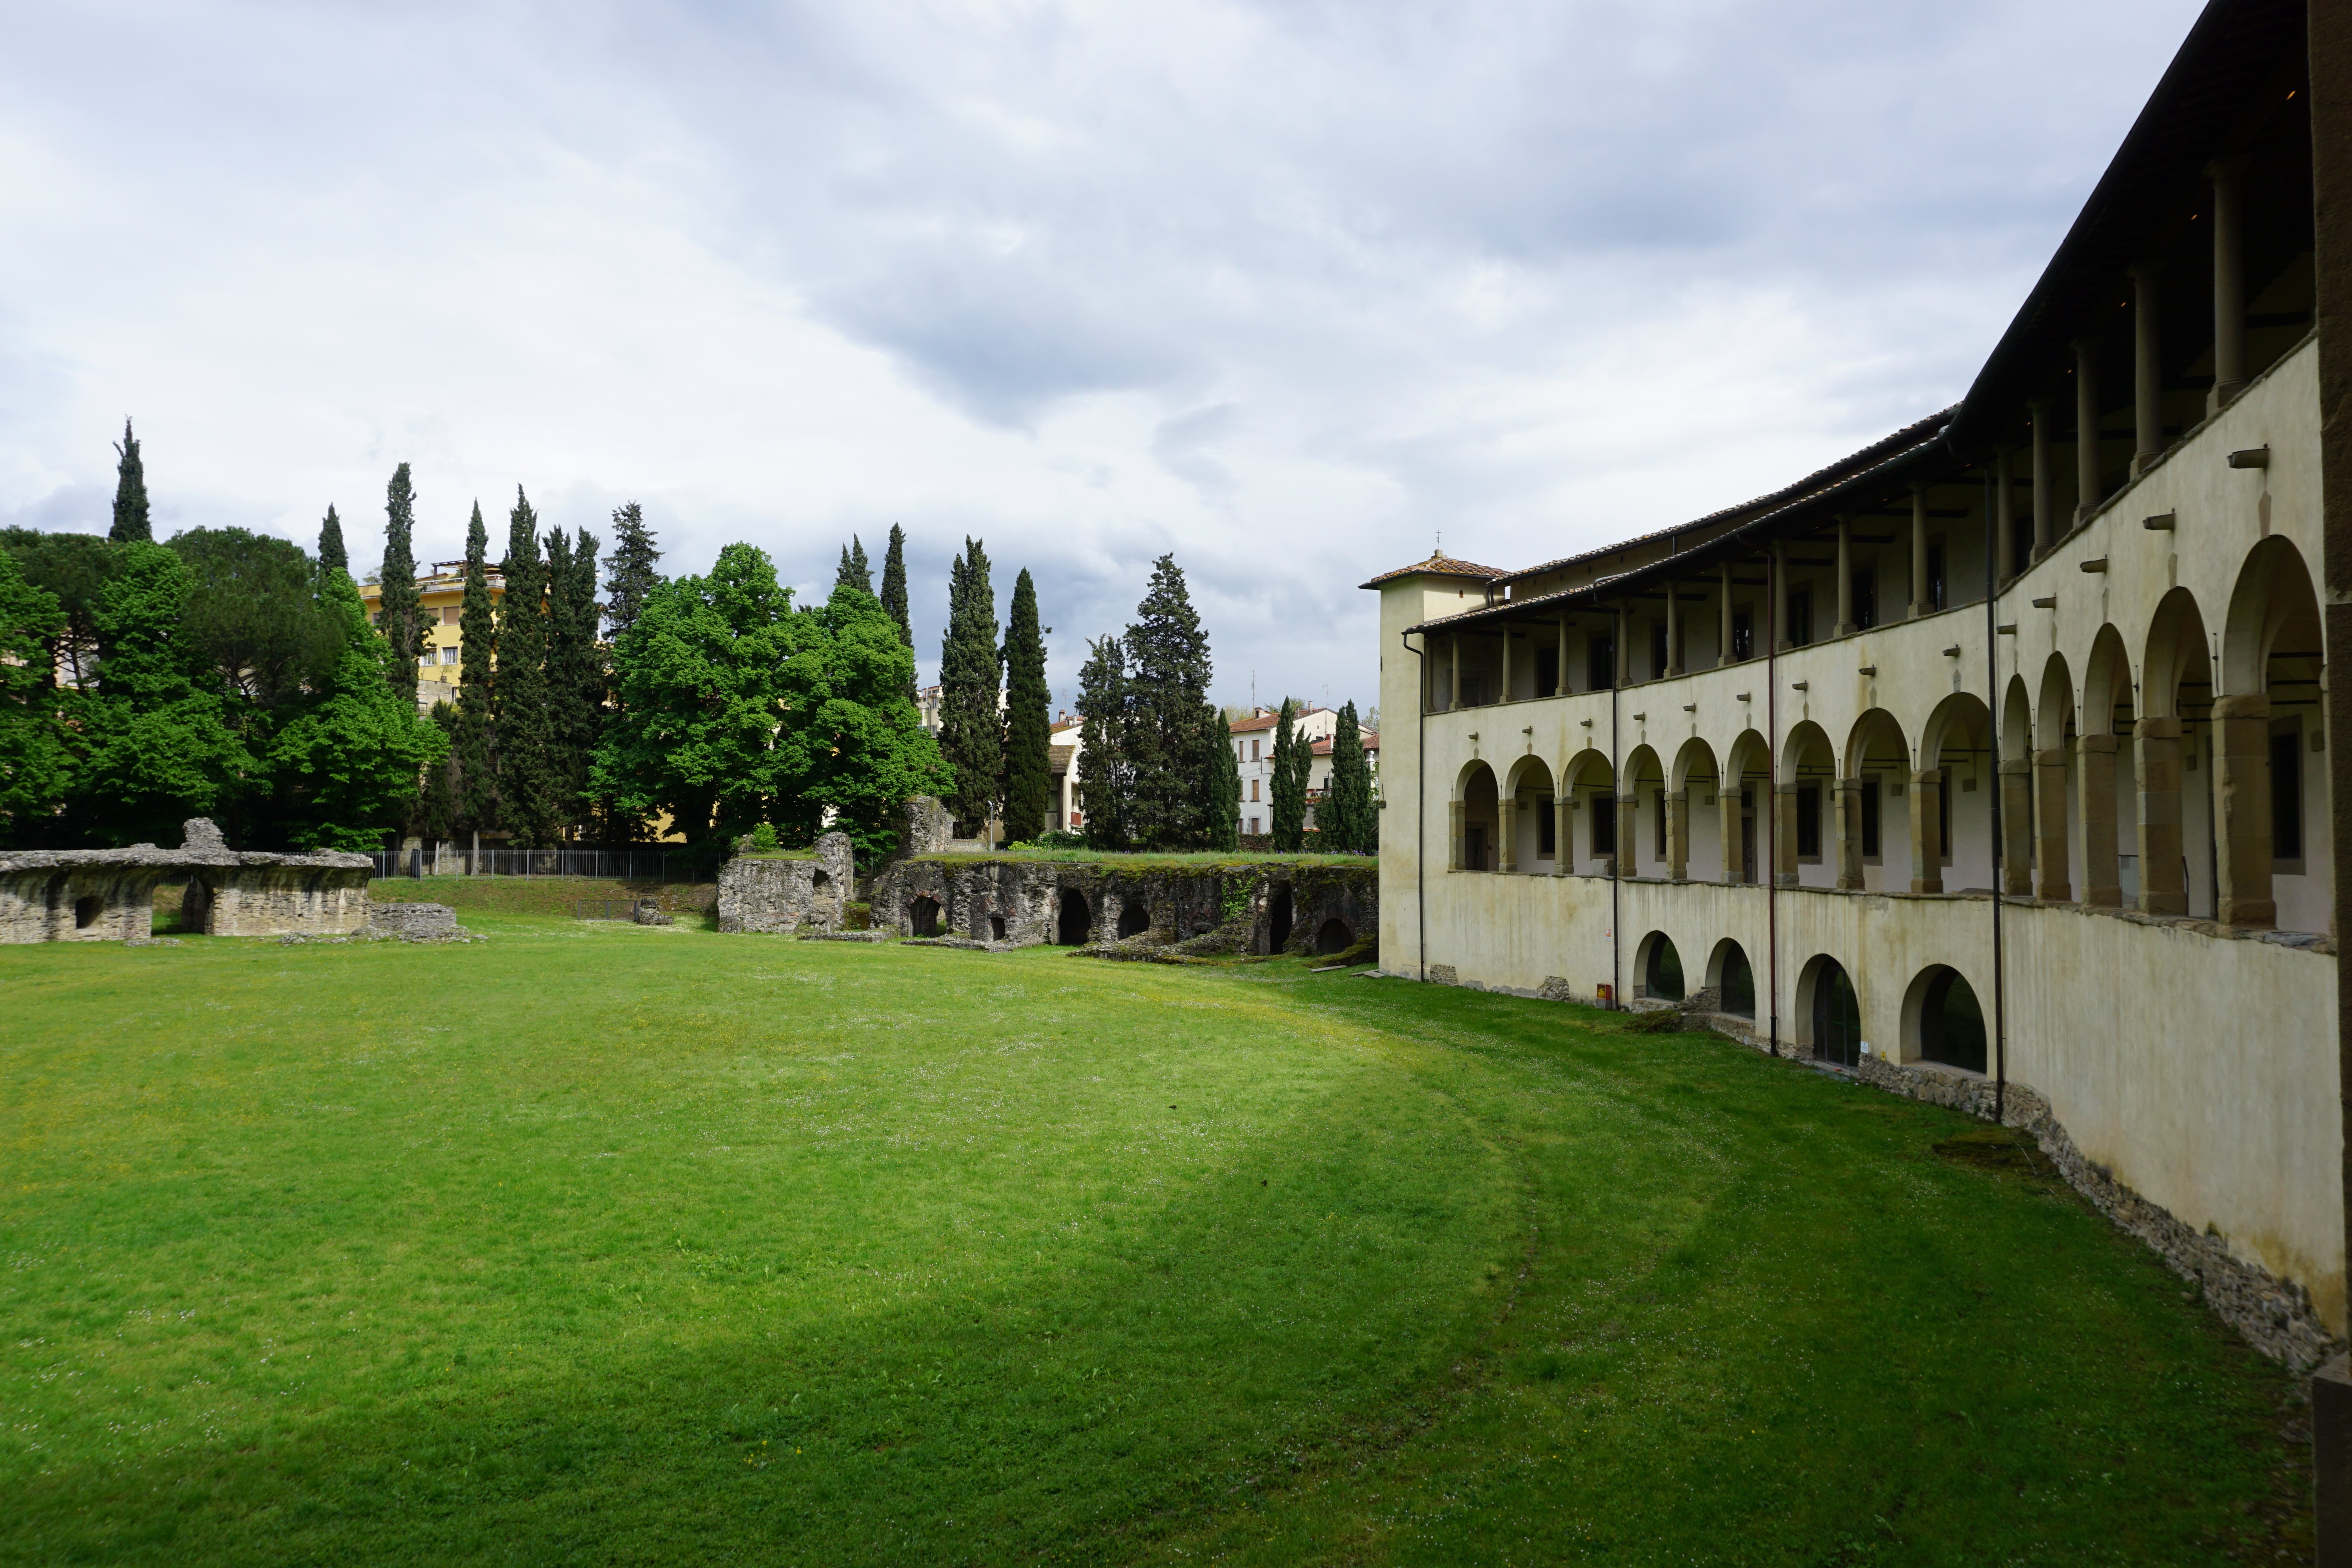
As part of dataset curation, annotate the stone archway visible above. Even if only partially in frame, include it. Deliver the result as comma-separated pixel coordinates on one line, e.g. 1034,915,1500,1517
1116,900,1150,939
1313,916,1353,955
1057,887,1091,945
1268,884,1294,952
909,896,942,937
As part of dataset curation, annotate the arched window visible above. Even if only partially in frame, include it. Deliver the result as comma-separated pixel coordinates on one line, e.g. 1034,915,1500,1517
1909,966,1987,1073
1637,932,1684,1001
1804,957,1861,1068
909,896,942,937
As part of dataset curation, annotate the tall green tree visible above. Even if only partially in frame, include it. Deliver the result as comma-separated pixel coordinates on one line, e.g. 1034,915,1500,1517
454,502,498,835
775,578,950,861
377,463,423,694
1208,717,1240,852
2,529,114,689
317,505,348,576
937,537,1003,838
1074,634,1131,851
591,543,801,853
604,501,662,641
835,536,872,596
495,488,558,846
417,701,462,842
1268,699,1307,851
1323,700,1376,855
69,541,250,845
545,524,603,832
1000,568,1052,842
880,524,911,655
265,566,448,851
109,419,151,543
1120,554,1223,850
0,549,71,845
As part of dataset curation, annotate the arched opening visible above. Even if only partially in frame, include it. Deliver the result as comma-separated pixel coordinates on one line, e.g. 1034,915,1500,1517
1669,737,1721,882
2220,537,2328,929
1801,956,1861,1069
1721,731,1770,885
909,896,942,937
73,895,101,930
1623,745,1665,878
1116,900,1150,939
989,913,1007,942
1268,885,1293,951
1844,708,1911,892
1503,755,1557,873
2081,624,2135,907
1456,762,1500,871
1706,939,1755,1018
1998,676,2035,896
2033,652,2078,902
1563,750,1617,875
1779,722,1837,888
1637,932,1684,1001
1057,887,1091,944
1917,694,1993,895
1908,965,1987,1073
2137,587,2214,917
1313,917,1353,955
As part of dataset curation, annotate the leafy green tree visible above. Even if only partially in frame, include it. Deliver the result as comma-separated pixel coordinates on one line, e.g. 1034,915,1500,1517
604,501,662,641
1120,554,1223,849
880,524,911,654
938,537,1002,838
265,567,448,851
1074,634,1131,851
835,536,872,596
69,541,250,845
1,529,113,690
167,528,340,715
417,701,462,842
1000,567,1052,842
544,524,603,832
1208,718,1240,852
0,549,71,845
591,543,802,854
376,463,423,692
109,420,151,543
317,505,348,576
495,488,558,846
775,579,950,861
454,502,498,835
1268,699,1307,851
1322,701,1375,854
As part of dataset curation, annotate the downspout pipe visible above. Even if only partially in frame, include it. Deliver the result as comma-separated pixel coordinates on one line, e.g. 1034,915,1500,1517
1611,602,1624,1010
1766,550,1780,1056
1982,462,2009,1125
1404,628,1427,984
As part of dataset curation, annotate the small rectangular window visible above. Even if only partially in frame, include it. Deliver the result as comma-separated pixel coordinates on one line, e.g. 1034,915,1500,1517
443,606,461,624
1796,784,1821,860
1788,588,1813,647
1537,798,1556,857
1731,608,1753,661
1587,633,1616,691
1535,646,1559,697
1249,779,1259,802
1591,795,1617,857
1251,739,1260,761
1860,777,1881,859
2273,727,2304,862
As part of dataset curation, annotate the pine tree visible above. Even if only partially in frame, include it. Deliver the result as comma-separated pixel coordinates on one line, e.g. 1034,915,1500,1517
109,420,151,543
1000,568,1052,842
454,502,498,835
1208,719,1240,852
544,524,603,835
1121,554,1222,850
1269,699,1307,851
495,487,557,847
604,501,662,641
937,537,1003,838
317,505,348,577
1074,635,1131,851
377,463,423,695
880,524,911,652
1323,701,1375,854
835,536,872,596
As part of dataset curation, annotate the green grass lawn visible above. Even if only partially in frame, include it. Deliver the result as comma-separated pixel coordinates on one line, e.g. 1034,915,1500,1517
0,911,2311,1565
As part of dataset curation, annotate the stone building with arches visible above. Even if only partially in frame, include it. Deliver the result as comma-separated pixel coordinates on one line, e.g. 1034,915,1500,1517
1371,0,2352,1368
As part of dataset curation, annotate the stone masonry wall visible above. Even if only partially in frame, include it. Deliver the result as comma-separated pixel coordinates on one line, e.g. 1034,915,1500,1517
0,819,372,942
717,833,857,934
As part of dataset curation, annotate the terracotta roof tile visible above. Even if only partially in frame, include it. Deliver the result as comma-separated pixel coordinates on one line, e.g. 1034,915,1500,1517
1358,551,1508,590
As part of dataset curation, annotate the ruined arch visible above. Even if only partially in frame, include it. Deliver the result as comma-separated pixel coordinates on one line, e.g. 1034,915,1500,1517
1056,886,1091,945
1117,898,1151,940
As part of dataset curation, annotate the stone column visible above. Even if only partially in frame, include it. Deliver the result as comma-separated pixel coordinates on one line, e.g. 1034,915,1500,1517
2132,263,2163,475
1449,800,1467,872
2214,692,2277,926
2000,757,2034,895
1996,447,2017,581
2209,157,2249,412
1667,789,1689,882
1553,797,1573,876
2074,338,2103,522
1834,778,1865,890
1498,795,1519,873
1774,786,1800,886
1619,793,1642,876
1834,519,1855,636
2078,734,2122,907
1719,564,1735,666
2031,398,2055,560
1448,635,1461,711
1773,543,1793,650
1664,585,1681,676
1720,783,1746,885
2135,716,2187,915
2034,747,2072,901
1909,484,1930,617
1909,770,1944,894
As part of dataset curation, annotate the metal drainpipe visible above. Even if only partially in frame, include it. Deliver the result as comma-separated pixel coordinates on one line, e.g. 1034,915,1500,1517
1984,462,2009,1125
1611,602,1624,1009
1767,550,1780,1056
1405,629,1427,983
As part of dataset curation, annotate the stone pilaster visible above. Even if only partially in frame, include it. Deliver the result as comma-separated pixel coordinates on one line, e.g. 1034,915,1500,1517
2135,716,2187,916
2000,757,2034,895
1909,769,1944,895
2034,747,2072,901
2078,734,2122,907
2214,692,2277,926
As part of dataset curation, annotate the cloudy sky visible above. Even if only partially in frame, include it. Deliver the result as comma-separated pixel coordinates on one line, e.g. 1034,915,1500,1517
0,0,2204,715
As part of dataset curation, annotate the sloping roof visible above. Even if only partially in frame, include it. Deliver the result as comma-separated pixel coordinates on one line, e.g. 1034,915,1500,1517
1357,551,1508,590
1048,744,1074,773
1309,731,1379,755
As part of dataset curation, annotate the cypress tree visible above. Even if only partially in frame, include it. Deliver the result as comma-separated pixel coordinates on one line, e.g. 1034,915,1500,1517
454,503,498,835
880,524,911,650
1269,699,1307,851
109,419,151,543
1208,717,1240,852
1074,635,1131,851
1120,554,1221,849
317,505,348,577
835,536,872,596
937,537,1003,838
1323,700,1375,854
604,501,662,641
544,524,603,834
377,463,423,695
495,487,557,847
1000,568,1052,843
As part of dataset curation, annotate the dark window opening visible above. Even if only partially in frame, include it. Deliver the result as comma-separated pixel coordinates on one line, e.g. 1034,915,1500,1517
1920,967,1987,1073
1649,621,1668,680
1588,633,1616,690
1788,588,1813,647
73,895,102,930
1535,646,1559,697
989,913,1007,942
1926,544,1946,611
1811,961,1861,1069
1853,567,1877,630
1731,608,1753,661
1268,887,1293,951
1057,887,1091,944
1459,673,1485,707
2011,512,2034,579
1796,785,1822,860
1653,789,1667,858
1537,797,1556,858
1936,768,1951,864
1642,936,1685,1002
1465,824,1487,872
1117,900,1151,939
1720,945,1756,1018
1740,787,1757,884
909,896,942,937
1860,777,1881,859
2273,728,2304,861
1591,796,1616,858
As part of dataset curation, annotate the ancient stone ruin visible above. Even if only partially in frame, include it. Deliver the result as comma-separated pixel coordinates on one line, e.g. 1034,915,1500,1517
716,832,856,934
867,800,1376,957
0,819,373,942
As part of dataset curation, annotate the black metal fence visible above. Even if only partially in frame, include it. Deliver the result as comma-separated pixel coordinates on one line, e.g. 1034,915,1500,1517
370,848,696,882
